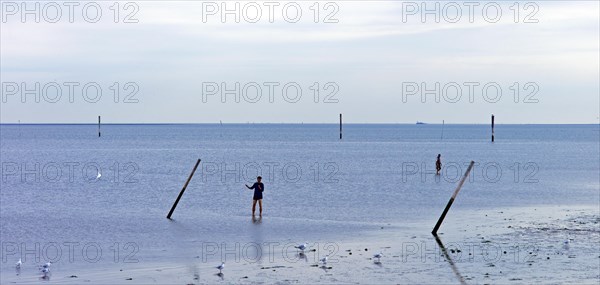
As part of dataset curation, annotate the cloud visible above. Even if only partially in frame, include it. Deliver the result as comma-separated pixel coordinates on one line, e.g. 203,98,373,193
1,1,598,123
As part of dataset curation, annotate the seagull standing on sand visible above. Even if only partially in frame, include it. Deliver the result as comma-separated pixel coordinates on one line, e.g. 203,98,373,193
39,262,51,277
373,253,383,262
16,258,22,268
39,262,51,270
563,239,571,250
41,267,50,277
96,171,102,181
216,262,225,273
319,255,328,264
295,243,308,252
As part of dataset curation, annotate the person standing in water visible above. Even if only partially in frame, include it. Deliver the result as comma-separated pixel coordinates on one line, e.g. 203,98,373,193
245,176,264,216
436,154,442,175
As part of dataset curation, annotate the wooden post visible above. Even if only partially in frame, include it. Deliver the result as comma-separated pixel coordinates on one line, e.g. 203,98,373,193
167,159,201,219
432,160,475,235
491,115,494,142
339,114,342,140
98,116,101,137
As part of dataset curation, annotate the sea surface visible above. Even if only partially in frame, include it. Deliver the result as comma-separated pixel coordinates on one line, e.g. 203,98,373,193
1,124,598,283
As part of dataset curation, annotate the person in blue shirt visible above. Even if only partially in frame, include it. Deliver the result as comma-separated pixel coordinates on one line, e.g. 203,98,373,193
245,176,264,216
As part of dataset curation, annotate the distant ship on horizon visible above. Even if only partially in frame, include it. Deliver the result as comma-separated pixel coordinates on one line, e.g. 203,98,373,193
416,121,427,125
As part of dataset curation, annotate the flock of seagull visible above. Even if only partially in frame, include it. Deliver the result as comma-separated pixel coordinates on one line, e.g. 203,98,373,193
214,243,384,275
14,243,382,279
15,258,52,279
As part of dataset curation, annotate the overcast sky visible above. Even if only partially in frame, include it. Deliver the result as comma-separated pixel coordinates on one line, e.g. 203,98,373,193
1,1,598,124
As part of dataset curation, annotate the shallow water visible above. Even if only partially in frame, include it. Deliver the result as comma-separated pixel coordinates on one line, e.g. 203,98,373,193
1,124,598,283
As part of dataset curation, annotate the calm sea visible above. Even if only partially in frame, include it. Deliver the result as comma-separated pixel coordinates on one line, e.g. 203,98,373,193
1,124,598,272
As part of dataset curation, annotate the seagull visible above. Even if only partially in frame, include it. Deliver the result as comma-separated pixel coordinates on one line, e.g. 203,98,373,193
96,171,102,180
373,252,383,262
39,262,51,270
563,239,571,249
16,258,22,268
294,243,308,252
216,262,225,273
319,255,328,264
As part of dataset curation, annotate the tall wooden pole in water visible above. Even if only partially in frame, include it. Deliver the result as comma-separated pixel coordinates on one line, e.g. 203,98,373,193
432,160,475,235
167,159,201,219
491,115,495,142
98,116,101,137
339,114,343,140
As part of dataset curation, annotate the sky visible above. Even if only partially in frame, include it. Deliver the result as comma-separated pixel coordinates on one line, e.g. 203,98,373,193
1,1,599,124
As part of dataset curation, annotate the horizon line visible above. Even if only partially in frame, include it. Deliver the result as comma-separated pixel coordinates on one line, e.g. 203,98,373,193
1,122,599,126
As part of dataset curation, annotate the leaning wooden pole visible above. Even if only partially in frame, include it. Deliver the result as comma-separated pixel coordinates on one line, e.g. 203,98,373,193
167,159,201,219
432,160,475,235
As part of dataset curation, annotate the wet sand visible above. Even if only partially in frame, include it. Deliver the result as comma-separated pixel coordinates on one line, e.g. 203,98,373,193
3,205,598,284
